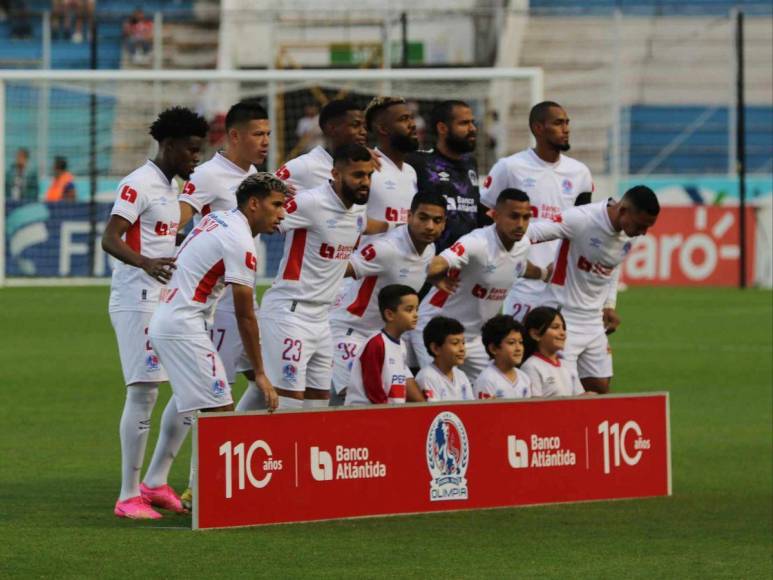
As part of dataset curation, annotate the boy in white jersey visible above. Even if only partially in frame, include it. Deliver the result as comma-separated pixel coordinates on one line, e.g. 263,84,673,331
521,307,585,398
329,190,447,405
528,186,660,393
177,100,273,412
475,314,532,400
275,99,368,192
101,107,208,520
141,174,286,513
480,101,594,322
415,316,474,402
260,144,371,409
345,285,420,406
410,189,549,381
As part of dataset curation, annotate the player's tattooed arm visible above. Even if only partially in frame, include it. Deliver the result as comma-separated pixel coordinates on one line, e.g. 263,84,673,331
101,215,176,283
233,284,279,411
523,261,554,282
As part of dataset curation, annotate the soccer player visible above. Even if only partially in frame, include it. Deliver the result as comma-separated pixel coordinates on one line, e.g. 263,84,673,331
361,96,418,235
177,99,271,411
329,190,447,404
520,307,584,398
142,174,286,513
475,315,532,400
259,144,371,408
480,101,594,322
344,285,420,406
102,106,207,520
527,185,660,394
275,99,367,192
415,316,474,402
409,189,549,381
407,100,489,252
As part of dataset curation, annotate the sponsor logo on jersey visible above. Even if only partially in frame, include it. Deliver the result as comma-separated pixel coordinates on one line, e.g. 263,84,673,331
212,379,227,397
468,170,478,186
310,445,387,482
622,241,632,255
282,363,297,384
438,171,450,182
181,181,196,195
384,179,397,190
507,434,577,469
590,237,603,248
275,165,291,181
523,177,537,188
356,215,365,232
426,411,469,501
483,175,492,189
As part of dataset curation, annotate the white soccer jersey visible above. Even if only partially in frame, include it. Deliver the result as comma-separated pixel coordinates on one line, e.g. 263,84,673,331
417,225,531,338
520,353,584,398
150,210,258,337
415,364,474,402
275,145,333,192
473,362,532,399
108,160,180,313
179,152,259,313
528,199,629,329
480,149,593,296
365,148,417,226
261,182,367,320
330,225,433,335
345,331,411,405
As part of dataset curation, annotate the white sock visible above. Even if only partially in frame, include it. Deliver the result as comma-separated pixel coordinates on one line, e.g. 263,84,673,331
118,383,159,501
303,398,329,409
142,396,194,489
235,380,266,411
278,395,304,410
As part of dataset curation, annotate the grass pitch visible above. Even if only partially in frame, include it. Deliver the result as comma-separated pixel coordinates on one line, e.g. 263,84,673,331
0,286,770,579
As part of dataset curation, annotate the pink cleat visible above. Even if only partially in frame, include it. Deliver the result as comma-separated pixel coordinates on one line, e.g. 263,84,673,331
114,496,162,520
140,483,187,513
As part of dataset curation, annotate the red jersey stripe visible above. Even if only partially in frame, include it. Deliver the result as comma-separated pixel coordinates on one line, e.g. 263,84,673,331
282,229,307,280
359,334,387,404
192,259,225,303
125,217,141,253
387,384,406,401
429,289,450,308
551,239,571,286
346,276,378,317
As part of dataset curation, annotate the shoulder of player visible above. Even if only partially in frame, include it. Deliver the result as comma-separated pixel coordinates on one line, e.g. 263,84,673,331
453,366,472,384
559,153,592,175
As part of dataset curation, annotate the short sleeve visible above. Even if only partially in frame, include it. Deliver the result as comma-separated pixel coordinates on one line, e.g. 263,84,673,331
111,180,148,224
480,158,512,209
438,232,478,271
350,238,394,280
223,235,257,287
416,369,438,402
276,156,308,192
277,190,317,233
178,171,214,214
521,360,544,397
473,371,497,399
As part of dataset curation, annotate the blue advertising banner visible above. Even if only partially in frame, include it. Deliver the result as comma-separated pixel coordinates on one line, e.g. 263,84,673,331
4,201,287,279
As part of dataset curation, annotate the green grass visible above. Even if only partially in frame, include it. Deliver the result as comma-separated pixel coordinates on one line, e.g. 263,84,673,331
0,286,770,579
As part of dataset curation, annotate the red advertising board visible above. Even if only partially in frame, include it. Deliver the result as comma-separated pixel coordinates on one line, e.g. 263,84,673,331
193,393,671,529
620,206,755,286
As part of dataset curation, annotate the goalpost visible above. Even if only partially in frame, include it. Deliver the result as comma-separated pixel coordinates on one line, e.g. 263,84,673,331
0,67,543,287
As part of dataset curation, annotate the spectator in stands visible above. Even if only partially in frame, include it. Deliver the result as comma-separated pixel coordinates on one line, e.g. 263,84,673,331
2,0,33,39
123,8,153,65
6,147,39,202
45,156,76,202
295,104,324,154
52,0,93,43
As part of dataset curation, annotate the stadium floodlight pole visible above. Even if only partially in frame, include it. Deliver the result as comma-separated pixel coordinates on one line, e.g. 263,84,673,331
735,10,747,289
88,15,99,276
0,79,5,287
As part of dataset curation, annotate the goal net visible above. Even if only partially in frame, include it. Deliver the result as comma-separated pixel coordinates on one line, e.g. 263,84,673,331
0,68,542,285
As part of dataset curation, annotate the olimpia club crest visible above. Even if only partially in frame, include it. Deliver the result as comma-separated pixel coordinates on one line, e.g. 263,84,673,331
426,411,470,502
